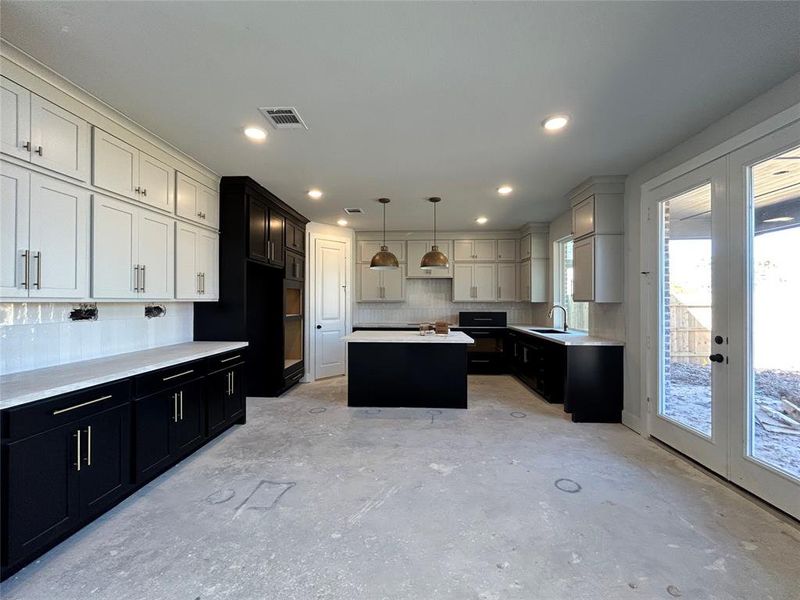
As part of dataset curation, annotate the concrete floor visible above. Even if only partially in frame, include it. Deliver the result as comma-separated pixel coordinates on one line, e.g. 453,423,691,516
2,375,798,600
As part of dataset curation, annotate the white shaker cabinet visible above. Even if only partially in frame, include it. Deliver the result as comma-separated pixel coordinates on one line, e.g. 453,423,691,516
406,240,453,278
138,151,175,213
92,195,176,299
92,129,139,199
176,222,218,300
357,240,405,263
1,77,89,182
176,172,219,229
357,264,405,302
452,263,496,301
497,239,517,262
497,263,517,302
454,239,496,261
0,164,89,299
572,235,623,303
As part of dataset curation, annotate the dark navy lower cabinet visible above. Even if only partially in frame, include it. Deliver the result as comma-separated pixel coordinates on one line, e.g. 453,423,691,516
1,350,246,581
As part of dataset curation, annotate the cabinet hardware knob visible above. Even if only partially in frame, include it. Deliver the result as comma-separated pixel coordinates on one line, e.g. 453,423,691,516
35,145,43,156
709,353,725,363
22,141,31,151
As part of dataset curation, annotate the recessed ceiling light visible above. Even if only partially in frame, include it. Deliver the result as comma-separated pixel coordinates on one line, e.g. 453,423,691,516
763,216,794,223
497,185,513,195
476,216,488,225
244,127,267,141
337,218,348,226
308,189,323,199
542,114,569,132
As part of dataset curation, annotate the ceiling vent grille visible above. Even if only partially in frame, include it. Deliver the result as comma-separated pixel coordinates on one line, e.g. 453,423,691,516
258,107,308,130
344,208,364,215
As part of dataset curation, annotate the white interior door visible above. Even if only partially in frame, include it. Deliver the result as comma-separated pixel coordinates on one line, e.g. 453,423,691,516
647,157,729,476
727,122,800,519
28,174,89,299
92,195,138,298
315,237,347,379
0,162,30,297
137,210,174,299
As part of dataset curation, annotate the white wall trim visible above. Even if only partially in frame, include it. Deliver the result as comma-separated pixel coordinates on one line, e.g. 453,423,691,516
621,410,643,435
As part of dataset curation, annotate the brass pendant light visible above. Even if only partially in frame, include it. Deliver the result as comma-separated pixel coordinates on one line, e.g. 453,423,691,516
420,197,449,270
369,198,400,270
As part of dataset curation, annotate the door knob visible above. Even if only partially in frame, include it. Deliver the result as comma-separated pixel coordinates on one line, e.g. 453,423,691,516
316,325,322,329
709,353,725,363
714,335,724,344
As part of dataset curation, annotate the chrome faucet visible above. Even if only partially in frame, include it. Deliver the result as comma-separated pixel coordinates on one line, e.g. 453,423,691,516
548,305,568,332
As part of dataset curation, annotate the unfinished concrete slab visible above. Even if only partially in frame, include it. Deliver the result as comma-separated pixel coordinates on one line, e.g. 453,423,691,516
1,375,798,600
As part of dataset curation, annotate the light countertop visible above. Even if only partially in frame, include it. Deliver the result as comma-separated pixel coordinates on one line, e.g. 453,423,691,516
0,341,249,410
508,325,624,347
343,330,474,344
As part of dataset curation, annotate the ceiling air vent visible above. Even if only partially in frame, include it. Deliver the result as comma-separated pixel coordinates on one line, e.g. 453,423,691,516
344,208,364,215
258,107,308,130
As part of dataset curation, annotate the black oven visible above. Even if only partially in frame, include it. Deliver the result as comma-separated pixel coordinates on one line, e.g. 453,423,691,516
458,312,507,374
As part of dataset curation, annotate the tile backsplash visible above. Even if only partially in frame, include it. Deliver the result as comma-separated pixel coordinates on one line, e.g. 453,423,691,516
0,302,193,375
354,279,538,325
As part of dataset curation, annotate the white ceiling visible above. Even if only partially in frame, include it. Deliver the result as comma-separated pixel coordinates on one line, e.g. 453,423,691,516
2,1,798,230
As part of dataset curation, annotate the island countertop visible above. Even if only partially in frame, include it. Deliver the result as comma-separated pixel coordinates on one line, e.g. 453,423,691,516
343,330,474,344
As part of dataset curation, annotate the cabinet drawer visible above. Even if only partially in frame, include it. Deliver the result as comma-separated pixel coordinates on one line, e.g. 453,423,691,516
206,349,246,374
134,360,205,398
2,380,131,441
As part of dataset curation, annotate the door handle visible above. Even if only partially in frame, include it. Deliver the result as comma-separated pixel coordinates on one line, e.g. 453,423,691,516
709,354,725,363
180,390,184,420
35,145,43,156
227,372,232,395
75,429,81,471
173,392,178,422
22,141,31,151
197,273,201,295
21,250,29,289
316,324,322,329
142,188,147,197
33,251,41,289
86,425,92,466
231,372,235,395
134,265,140,292
141,265,146,293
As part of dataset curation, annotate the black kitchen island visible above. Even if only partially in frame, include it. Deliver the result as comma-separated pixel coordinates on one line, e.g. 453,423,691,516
343,330,474,409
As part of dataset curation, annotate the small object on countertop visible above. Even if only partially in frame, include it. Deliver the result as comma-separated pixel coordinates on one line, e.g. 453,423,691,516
418,323,432,336
434,321,450,335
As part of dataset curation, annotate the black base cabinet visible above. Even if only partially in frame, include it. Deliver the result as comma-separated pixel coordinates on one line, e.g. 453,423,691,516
1,349,247,581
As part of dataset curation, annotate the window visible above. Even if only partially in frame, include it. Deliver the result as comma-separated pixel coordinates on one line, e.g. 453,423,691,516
556,238,589,331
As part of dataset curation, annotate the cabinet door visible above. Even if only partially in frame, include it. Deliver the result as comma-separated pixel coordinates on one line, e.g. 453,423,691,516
92,128,139,199
452,263,474,301
497,239,516,262
286,251,304,282
531,258,548,303
0,162,31,297
572,236,595,302
197,229,218,300
268,209,285,266
207,370,228,437
175,221,200,299
572,196,595,240
474,239,497,261
5,424,79,565
92,195,138,298
358,264,381,301
28,174,90,299
176,172,200,223
453,240,473,261
1,76,32,161
519,260,531,302
173,379,205,456
138,152,175,213
248,197,268,262
358,240,404,262
138,209,174,299
381,264,405,301
133,391,174,483
287,221,304,253
77,403,131,520
225,364,245,422
474,263,497,301
198,184,219,229
406,240,431,277
497,263,517,302
519,234,531,260
30,94,90,182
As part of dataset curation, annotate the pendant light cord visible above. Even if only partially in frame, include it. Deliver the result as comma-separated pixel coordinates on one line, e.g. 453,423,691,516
433,201,437,246
383,202,386,246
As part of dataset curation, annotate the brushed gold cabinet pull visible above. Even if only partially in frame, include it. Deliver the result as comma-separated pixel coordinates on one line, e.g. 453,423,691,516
75,430,81,471
53,394,112,415
162,369,194,381
87,425,92,466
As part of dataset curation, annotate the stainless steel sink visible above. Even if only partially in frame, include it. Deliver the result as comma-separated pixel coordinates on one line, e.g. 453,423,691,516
529,328,569,334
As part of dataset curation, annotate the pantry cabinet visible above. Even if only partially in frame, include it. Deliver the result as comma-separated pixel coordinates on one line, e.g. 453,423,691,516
176,171,219,229
1,77,90,182
453,263,496,301
0,164,90,299
406,240,453,278
176,221,218,300
92,195,175,299
454,239,496,262
358,264,405,302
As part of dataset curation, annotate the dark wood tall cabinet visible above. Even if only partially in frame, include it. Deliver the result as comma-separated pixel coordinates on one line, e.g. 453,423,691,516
194,177,308,397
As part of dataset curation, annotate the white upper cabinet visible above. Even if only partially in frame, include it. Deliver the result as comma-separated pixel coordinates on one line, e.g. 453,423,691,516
571,192,623,240
452,263,496,301
519,234,531,260
137,210,175,299
0,164,89,299
497,239,517,262
1,77,89,182
92,128,138,199
138,151,175,213
357,263,405,302
357,240,405,263
176,221,219,301
406,240,453,278
572,195,595,240
572,235,623,303
29,95,90,182
176,172,219,229
1,77,31,161
454,239,496,261
0,162,31,297
497,263,517,302
519,260,531,303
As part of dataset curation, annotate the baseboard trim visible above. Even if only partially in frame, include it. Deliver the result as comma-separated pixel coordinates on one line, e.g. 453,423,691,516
621,410,642,434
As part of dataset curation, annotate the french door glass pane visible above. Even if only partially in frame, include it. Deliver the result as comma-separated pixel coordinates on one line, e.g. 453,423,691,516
660,184,713,437
749,146,800,480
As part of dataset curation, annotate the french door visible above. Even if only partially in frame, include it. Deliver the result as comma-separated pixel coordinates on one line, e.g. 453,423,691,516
647,121,800,519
